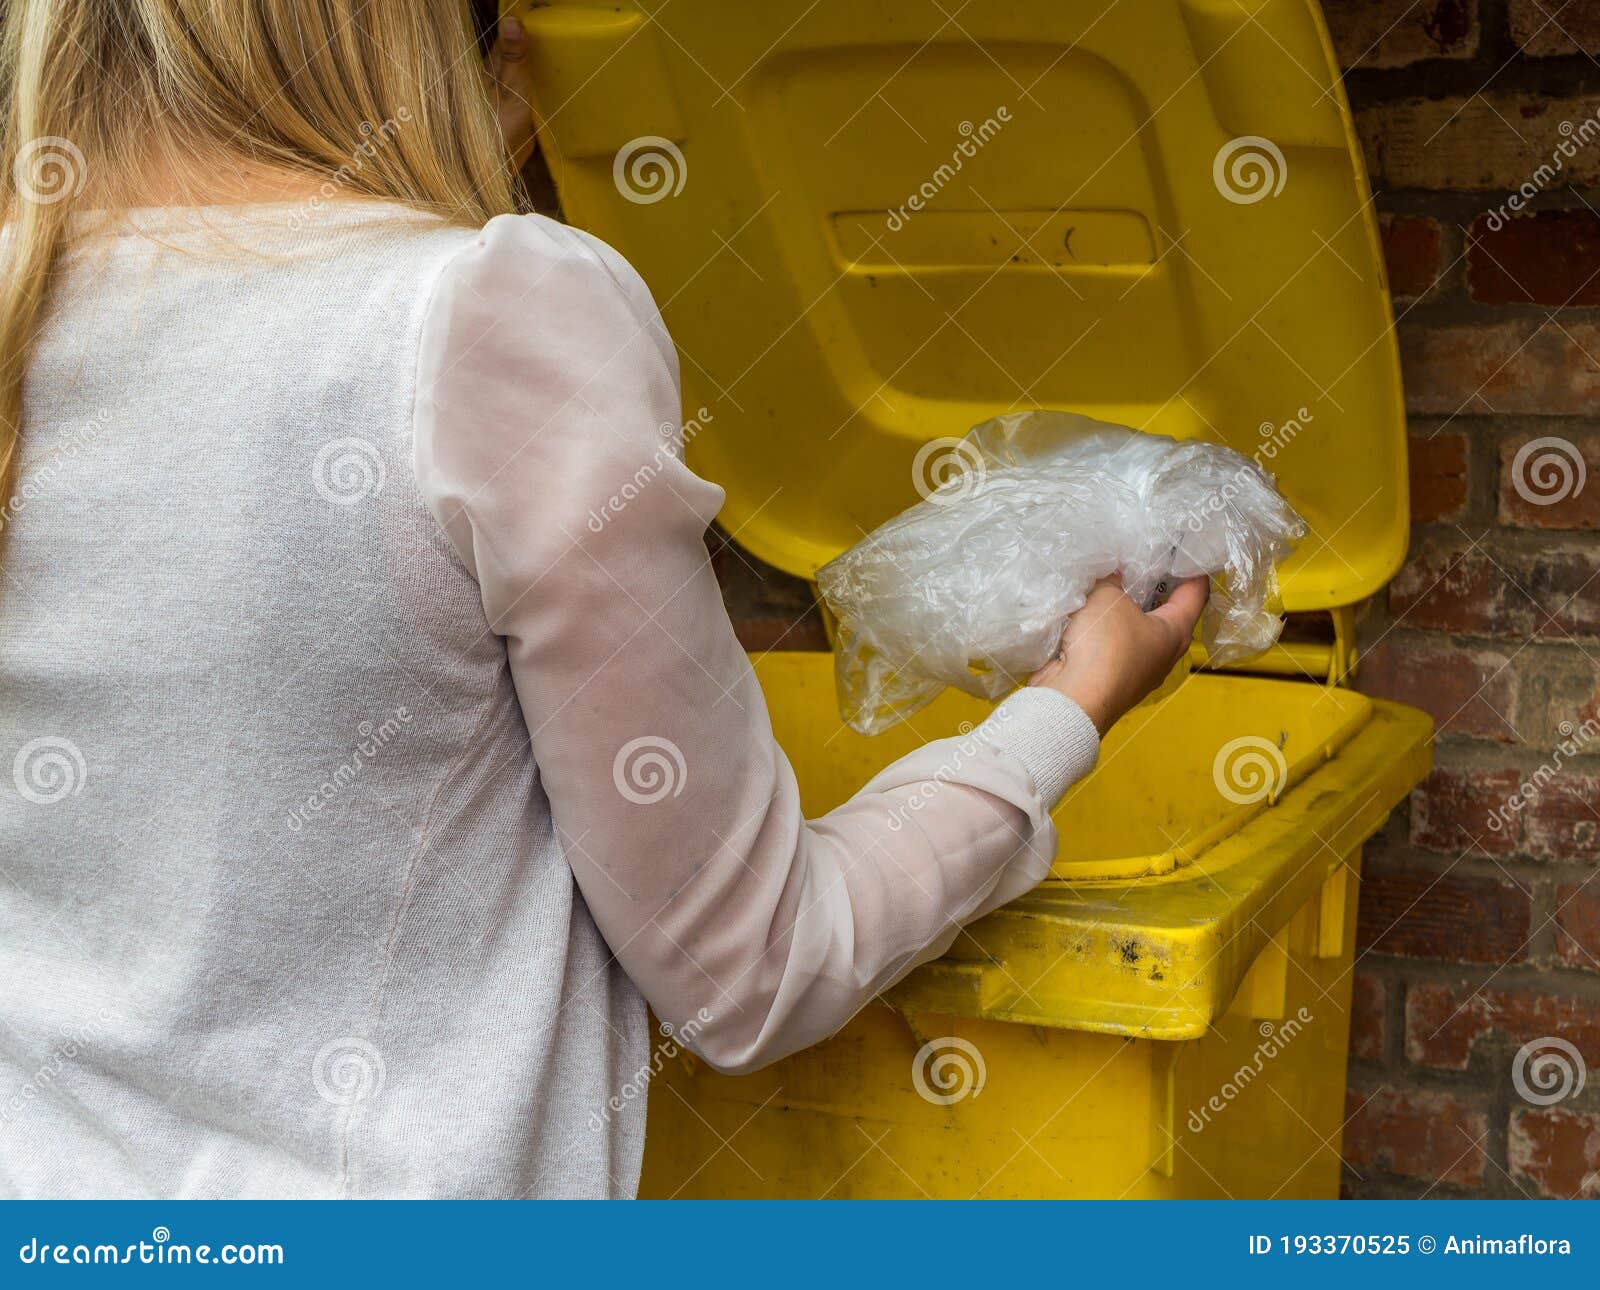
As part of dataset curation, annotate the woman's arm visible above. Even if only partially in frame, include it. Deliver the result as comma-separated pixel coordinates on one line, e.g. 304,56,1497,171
414,214,1195,1073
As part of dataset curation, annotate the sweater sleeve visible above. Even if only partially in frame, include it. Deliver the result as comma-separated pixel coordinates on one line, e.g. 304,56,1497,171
412,213,1099,1073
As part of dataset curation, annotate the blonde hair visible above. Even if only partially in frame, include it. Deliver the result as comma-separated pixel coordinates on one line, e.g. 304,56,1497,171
0,0,516,529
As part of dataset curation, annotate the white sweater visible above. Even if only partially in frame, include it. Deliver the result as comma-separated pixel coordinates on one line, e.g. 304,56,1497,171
0,200,1098,1198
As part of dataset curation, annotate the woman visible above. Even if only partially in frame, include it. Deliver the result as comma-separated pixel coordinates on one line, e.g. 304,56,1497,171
0,2,1205,1198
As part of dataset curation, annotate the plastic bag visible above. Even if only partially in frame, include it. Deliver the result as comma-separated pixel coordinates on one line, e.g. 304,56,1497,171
815,410,1307,735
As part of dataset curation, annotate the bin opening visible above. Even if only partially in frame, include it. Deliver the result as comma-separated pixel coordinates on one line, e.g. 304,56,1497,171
765,653,1370,882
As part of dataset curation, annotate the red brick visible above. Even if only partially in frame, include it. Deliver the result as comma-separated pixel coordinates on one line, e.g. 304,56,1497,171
731,613,828,652
1559,678,1600,736
1523,772,1600,861
1359,95,1600,191
1408,429,1469,523
1387,542,1518,636
1510,1107,1600,1198
709,532,829,651
1497,432,1600,530
1325,0,1480,67
1386,542,1531,637
1469,211,1600,306
1344,1084,1489,1187
1356,861,1532,960
1388,538,1600,640
1350,971,1387,1061
1514,546,1600,638
1409,766,1527,855
1381,215,1444,298
1358,640,1517,741
1400,321,1600,417
1405,982,1600,1071
1510,0,1600,56
1557,883,1600,971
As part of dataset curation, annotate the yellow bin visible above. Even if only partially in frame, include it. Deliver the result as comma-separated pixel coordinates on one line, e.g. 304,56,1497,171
509,0,1434,1198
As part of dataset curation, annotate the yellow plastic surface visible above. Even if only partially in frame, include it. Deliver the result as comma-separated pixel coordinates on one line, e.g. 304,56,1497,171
640,937,1360,1198
638,659,1431,1199
776,653,1378,884
506,0,1407,615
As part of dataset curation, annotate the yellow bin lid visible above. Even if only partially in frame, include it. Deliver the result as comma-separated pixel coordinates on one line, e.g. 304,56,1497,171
509,0,1406,612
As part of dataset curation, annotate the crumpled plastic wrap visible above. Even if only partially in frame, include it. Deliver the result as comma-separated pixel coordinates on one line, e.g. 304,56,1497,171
816,410,1308,735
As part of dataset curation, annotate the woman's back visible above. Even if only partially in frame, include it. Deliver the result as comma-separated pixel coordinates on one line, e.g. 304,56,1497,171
0,203,646,1197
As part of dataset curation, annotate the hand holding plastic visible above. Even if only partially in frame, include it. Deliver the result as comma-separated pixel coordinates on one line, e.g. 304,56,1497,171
817,411,1307,735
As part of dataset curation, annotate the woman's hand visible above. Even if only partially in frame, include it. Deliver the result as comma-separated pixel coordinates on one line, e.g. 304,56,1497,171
1030,576,1209,735
488,15,537,171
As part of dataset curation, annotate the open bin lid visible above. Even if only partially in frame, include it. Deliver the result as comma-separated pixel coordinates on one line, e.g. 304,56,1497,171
510,0,1408,614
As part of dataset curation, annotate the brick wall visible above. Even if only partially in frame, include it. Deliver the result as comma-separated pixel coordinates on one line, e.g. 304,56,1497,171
1324,0,1600,1199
